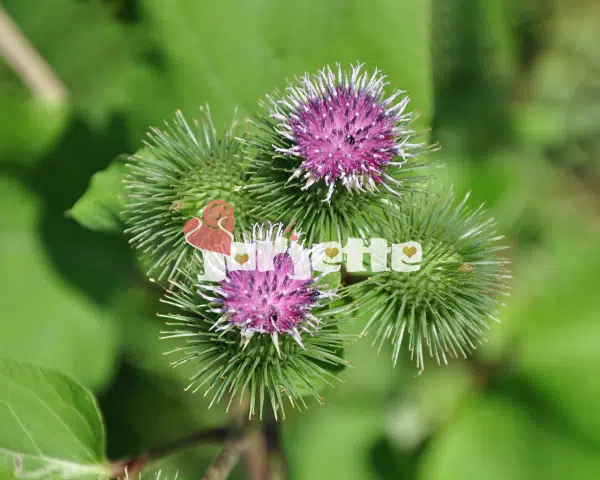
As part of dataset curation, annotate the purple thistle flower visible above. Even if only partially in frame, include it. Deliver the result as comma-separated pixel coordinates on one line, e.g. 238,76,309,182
197,224,334,353
268,63,422,202
221,255,318,342
161,222,352,418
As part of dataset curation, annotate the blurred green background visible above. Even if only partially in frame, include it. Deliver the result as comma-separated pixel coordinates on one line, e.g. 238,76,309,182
1,0,600,478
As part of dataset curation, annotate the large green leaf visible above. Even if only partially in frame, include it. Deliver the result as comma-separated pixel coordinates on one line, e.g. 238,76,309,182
508,237,600,446
286,403,385,480
419,393,600,480
0,91,69,164
128,0,433,142
416,395,531,480
68,155,127,234
0,176,118,390
0,358,109,479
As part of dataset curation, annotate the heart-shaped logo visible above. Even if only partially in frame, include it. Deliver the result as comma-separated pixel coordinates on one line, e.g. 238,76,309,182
183,200,235,255
325,247,339,259
235,253,249,265
403,246,417,258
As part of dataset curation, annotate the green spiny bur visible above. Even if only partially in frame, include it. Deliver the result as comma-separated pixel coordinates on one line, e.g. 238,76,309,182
351,186,511,370
123,106,260,281
160,258,355,420
243,63,438,244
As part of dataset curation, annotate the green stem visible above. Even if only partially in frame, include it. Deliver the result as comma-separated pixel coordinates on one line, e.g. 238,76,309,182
201,431,250,480
111,426,231,478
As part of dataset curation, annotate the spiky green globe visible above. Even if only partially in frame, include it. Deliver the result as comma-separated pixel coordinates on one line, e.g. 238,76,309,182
244,63,437,244
160,251,353,420
351,187,510,370
123,107,259,280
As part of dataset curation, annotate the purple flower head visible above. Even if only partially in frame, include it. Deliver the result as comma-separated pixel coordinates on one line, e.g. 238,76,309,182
269,63,419,202
198,224,334,352
221,254,318,340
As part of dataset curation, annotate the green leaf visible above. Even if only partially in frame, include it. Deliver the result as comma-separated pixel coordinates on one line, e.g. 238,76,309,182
419,394,537,480
0,358,110,480
132,0,433,139
419,394,600,480
0,176,119,390
286,403,385,480
507,237,600,445
476,0,517,81
69,155,127,234
385,364,473,451
0,91,69,163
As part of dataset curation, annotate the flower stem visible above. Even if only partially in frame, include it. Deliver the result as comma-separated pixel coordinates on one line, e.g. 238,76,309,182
0,4,68,102
146,427,231,461
265,420,288,480
201,432,250,480
111,426,231,478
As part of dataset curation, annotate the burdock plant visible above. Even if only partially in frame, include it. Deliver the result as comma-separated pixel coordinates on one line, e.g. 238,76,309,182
72,62,509,478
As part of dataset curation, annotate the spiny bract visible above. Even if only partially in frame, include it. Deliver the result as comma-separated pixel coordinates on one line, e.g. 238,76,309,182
160,225,354,419
245,63,436,244
123,106,258,281
351,187,511,370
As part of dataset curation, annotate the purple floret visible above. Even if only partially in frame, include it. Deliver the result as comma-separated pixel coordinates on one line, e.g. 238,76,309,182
220,254,319,343
269,64,416,201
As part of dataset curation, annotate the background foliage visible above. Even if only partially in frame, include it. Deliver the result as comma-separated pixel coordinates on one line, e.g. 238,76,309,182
1,0,600,478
